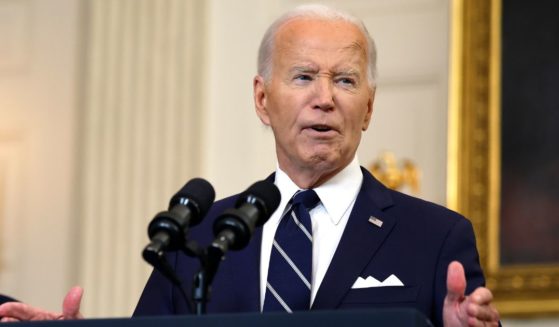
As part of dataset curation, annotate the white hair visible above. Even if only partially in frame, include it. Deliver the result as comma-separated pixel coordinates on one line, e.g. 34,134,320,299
257,4,378,88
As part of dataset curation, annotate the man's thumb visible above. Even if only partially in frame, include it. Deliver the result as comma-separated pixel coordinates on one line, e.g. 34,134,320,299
62,286,84,319
446,261,466,303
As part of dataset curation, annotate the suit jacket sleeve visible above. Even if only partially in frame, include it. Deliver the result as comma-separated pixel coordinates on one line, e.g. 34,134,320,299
433,216,485,327
133,251,183,316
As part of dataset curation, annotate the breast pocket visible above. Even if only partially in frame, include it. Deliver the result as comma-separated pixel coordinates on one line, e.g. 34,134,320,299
341,286,420,305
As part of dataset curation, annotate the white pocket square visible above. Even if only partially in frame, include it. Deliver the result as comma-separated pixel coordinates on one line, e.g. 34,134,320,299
351,274,404,289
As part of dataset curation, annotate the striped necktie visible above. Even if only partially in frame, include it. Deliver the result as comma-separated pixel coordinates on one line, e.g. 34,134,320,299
263,189,320,312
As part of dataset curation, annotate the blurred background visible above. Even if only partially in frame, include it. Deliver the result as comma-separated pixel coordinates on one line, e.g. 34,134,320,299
0,0,556,325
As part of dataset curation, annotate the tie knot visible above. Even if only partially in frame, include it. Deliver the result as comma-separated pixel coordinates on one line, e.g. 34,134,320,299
292,189,320,210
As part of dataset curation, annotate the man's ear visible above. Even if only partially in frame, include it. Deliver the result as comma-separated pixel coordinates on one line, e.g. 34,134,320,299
254,75,271,126
362,87,375,131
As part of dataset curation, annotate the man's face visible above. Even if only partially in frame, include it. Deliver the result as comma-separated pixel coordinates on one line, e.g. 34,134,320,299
254,18,374,187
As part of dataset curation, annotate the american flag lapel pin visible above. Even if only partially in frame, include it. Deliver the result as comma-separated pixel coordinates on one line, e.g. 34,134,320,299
368,216,383,228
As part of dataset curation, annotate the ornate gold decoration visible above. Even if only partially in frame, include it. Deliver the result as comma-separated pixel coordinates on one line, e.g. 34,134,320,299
369,151,420,194
448,0,559,316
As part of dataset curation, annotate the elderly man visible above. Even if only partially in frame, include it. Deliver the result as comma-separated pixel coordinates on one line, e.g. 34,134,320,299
136,4,499,326
0,4,499,327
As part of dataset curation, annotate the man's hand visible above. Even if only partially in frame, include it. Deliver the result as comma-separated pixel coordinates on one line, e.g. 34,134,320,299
0,286,83,322
443,261,499,327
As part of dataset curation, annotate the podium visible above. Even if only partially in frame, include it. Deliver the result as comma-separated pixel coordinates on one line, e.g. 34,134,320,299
4,309,433,327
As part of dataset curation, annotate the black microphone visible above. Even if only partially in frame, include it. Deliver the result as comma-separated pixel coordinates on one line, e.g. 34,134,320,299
143,178,215,266
211,180,281,253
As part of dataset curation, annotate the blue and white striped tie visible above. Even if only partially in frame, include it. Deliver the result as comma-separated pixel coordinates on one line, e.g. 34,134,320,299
263,189,319,312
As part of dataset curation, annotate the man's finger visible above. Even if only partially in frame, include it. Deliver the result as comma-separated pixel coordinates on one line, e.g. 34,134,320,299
466,301,500,322
468,287,494,305
62,286,84,319
446,261,466,303
0,302,39,321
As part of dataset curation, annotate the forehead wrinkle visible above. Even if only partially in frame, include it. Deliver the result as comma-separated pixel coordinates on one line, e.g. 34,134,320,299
345,40,366,51
332,55,365,77
340,41,367,62
273,24,369,80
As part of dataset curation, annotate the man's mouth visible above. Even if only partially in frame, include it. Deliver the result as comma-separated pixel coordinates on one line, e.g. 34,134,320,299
311,124,333,132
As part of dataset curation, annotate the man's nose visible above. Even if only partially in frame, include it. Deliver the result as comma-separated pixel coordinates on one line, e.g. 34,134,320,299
313,77,335,110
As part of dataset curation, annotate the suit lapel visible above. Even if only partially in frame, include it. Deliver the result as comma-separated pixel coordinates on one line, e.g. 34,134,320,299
312,168,396,309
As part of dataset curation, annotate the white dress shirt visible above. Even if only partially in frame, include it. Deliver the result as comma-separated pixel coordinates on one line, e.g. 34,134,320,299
260,157,363,309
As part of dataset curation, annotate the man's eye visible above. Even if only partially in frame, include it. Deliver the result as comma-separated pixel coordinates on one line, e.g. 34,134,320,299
337,78,356,86
294,74,312,81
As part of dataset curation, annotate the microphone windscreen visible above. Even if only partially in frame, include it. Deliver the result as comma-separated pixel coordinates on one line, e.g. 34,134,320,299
169,178,216,221
238,180,281,217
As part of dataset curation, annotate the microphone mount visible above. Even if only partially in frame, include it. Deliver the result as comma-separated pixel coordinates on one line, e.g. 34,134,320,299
190,180,281,315
142,178,215,314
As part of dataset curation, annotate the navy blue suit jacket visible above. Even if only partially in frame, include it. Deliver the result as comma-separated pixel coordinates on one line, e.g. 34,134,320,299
134,168,485,327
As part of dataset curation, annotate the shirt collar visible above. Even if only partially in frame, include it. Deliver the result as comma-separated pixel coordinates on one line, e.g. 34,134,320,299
274,157,363,225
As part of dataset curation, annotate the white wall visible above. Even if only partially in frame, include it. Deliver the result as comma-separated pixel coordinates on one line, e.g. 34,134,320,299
0,0,80,310
75,0,207,317
202,0,278,198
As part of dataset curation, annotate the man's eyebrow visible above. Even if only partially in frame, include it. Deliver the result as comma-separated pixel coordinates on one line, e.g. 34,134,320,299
289,66,318,74
335,68,360,76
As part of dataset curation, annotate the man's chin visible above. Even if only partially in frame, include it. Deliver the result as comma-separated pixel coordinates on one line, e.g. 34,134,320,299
304,153,346,173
